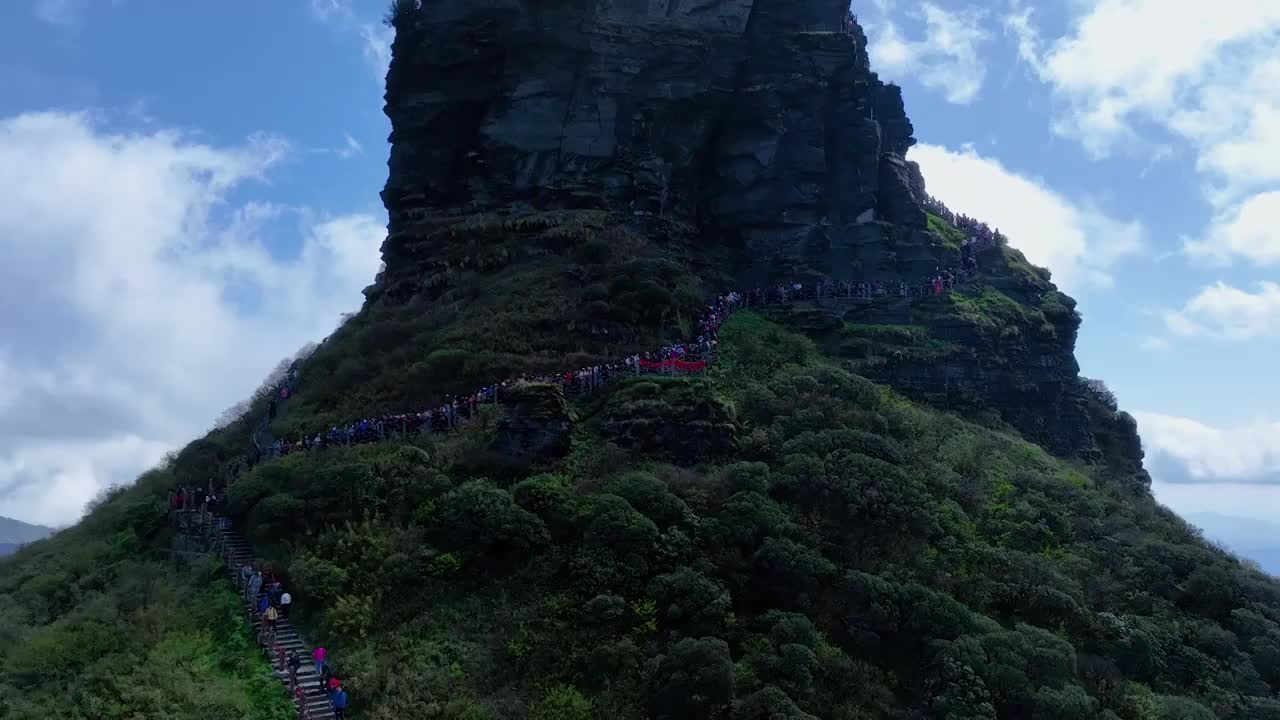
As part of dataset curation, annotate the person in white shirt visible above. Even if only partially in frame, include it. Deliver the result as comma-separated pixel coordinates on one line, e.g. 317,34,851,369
280,591,292,618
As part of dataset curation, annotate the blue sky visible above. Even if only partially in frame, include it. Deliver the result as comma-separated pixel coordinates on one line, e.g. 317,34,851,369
1,1,1278,559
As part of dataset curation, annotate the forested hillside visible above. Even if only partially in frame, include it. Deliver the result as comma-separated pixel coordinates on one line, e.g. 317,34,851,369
0,472,292,719
4,2,1279,719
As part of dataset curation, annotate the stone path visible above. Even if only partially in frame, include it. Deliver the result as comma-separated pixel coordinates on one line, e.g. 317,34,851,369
210,516,339,720
254,273,979,462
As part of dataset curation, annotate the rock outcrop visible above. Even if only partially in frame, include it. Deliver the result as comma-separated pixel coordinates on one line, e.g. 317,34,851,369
602,378,735,462
493,382,574,464
381,0,920,269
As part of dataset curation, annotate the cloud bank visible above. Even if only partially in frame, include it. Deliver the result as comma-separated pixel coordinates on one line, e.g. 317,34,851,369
866,2,991,105
0,111,384,525
910,143,1143,293
1137,411,1280,485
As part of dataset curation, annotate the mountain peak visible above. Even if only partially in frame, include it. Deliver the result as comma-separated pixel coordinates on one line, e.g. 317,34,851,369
381,0,917,261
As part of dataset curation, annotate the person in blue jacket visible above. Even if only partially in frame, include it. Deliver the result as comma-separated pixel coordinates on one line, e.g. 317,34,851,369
330,684,349,720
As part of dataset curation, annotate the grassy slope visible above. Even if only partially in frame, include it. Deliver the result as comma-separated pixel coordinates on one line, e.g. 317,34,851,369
4,212,1274,720
0,470,293,720
179,309,1280,720
274,211,725,439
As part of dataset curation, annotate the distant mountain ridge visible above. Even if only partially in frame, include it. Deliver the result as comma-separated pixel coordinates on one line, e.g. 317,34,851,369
0,514,54,556
1188,511,1280,576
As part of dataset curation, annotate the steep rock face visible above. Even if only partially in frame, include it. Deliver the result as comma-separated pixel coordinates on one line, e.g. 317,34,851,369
381,0,919,267
377,0,1110,462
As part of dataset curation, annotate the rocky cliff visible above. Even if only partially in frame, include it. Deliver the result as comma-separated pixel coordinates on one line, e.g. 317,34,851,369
374,0,1136,468
381,0,920,263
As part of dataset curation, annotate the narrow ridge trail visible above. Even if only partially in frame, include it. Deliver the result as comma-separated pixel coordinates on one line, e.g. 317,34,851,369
254,268,988,461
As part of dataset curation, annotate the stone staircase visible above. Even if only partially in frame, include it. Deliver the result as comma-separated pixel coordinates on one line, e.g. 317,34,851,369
209,517,339,720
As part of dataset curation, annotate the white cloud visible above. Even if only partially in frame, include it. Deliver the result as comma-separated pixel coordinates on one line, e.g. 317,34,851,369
361,24,395,80
1138,336,1171,352
0,111,384,526
867,3,990,105
0,436,171,528
308,0,393,81
911,142,1143,292
1184,191,1280,266
33,0,84,26
1016,0,1280,269
309,0,346,22
1029,0,1280,159
1003,5,1045,75
1137,411,1280,484
1159,281,1280,341
339,132,365,159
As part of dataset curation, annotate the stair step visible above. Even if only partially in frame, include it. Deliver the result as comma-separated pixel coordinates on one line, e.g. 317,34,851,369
206,518,339,717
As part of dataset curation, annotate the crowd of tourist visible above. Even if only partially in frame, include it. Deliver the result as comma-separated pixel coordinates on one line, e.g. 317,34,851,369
238,559,351,718
169,485,225,526
254,263,983,460
843,10,859,35
922,194,1007,252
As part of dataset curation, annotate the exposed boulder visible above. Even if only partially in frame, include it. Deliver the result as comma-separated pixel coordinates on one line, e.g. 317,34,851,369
877,154,927,228
602,378,735,463
493,382,573,464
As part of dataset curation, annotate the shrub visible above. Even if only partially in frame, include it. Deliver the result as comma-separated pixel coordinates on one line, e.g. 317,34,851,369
652,637,735,720
583,594,628,624
605,472,691,528
226,462,292,515
734,686,818,720
648,567,731,636
530,684,592,720
584,495,660,557
248,493,305,538
1152,695,1214,720
430,481,551,559
384,0,421,28
513,474,582,538
330,594,375,639
714,492,790,549
723,462,771,494
290,555,350,605
751,538,836,611
569,495,662,593
427,552,464,577
1082,378,1119,412
371,445,452,518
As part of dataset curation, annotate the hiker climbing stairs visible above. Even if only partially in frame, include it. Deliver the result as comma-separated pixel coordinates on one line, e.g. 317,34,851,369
213,518,339,720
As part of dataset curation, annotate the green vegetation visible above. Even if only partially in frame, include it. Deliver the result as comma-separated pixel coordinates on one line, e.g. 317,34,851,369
10,302,1277,718
838,322,960,368
4,200,1276,719
0,471,292,720
927,212,968,251
270,210,720,437
999,244,1055,290
949,286,1045,333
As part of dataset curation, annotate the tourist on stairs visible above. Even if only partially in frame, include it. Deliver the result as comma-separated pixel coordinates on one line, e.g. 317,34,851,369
318,661,334,694
313,646,327,677
330,684,349,720
286,650,300,688
248,571,263,603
